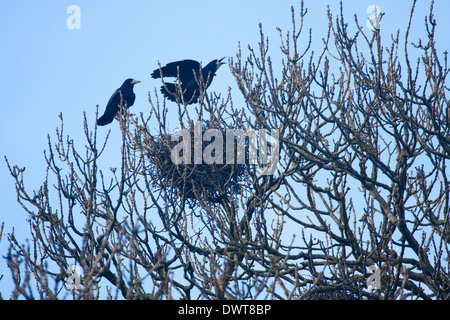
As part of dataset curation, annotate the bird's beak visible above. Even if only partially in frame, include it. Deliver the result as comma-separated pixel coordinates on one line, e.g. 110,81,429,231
219,57,226,65
131,79,141,84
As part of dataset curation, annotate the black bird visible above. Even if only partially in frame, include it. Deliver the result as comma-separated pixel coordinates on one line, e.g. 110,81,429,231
151,58,225,104
97,78,140,126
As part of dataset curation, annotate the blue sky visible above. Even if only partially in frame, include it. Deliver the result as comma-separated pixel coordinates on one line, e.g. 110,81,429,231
1,1,449,296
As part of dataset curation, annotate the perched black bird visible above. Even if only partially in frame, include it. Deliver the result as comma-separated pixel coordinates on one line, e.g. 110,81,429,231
151,58,225,104
97,78,140,126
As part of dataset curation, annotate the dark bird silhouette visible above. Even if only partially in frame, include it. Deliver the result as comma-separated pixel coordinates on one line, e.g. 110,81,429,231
97,78,140,126
151,58,225,104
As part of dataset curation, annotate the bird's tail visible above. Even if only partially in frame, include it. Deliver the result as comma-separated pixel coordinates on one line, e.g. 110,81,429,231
160,83,198,104
97,114,113,126
160,83,177,102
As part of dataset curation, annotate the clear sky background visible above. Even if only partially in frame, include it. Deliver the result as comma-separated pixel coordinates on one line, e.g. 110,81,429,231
1,1,449,296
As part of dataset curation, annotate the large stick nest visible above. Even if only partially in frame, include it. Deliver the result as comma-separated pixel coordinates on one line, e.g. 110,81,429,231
144,123,248,204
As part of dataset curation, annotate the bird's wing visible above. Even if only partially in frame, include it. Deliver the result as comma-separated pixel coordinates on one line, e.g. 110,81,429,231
98,88,122,121
151,59,201,84
105,88,122,112
97,89,120,125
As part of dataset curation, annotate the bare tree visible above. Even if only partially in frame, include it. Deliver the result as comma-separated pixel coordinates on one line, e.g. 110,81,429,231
2,0,449,300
